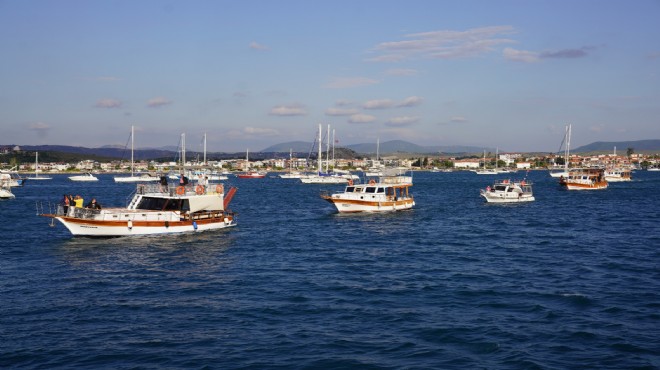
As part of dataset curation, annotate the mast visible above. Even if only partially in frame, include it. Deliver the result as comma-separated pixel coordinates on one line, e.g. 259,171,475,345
376,138,380,162
326,124,330,173
564,123,571,173
332,128,336,167
130,125,134,176
317,123,322,174
246,148,249,171
35,151,38,175
181,133,186,175
203,132,207,166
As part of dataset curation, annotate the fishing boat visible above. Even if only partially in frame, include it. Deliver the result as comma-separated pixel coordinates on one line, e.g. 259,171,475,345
40,181,237,236
604,167,632,182
559,168,608,190
0,168,27,186
114,126,161,183
321,169,414,213
480,179,535,203
549,124,571,178
28,152,52,180
68,173,99,182
0,176,15,199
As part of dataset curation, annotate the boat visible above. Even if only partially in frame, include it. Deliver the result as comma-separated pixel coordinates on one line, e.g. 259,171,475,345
0,176,16,199
648,167,660,172
559,168,608,190
40,181,237,236
549,124,571,178
28,152,52,180
280,149,303,179
114,126,161,183
69,173,99,182
300,124,350,184
474,150,498,175
0,168,27,187
236,149,266,179
604,167,632,182
321,169,414,213
480,179,535,203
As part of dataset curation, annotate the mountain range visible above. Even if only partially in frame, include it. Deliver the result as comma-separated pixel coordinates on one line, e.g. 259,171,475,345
5,139,660,161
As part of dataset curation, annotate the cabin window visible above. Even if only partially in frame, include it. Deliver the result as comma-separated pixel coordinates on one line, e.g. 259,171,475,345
377,188,385,193
365,187,376,193
346,186,355,192
494,186,506,191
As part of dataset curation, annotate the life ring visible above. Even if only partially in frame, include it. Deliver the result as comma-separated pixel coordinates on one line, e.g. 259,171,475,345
369,179,376,186
347,179,353,186
176,186,185,195
216,184,224,194
195,185,204,195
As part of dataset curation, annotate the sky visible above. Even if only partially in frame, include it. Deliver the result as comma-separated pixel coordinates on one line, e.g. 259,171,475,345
1,0,659,153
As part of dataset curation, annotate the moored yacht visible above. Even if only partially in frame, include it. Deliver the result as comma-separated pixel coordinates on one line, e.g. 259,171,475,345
321,169,414,213
559,169,608,190
69,173,99,182
480,179,534,203
604,168,632,182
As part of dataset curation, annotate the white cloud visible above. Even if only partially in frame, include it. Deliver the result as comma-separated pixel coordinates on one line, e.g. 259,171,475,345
503,47,540,63
95,98,122,108
398,96,423,107
323,77,379,89
348,114,376,124
269,104,307,116
249,41,269,51
29,122,50,131
450,116,468,123
367,26,516,62
362,99,394,109
325,107,359,116
385,116,419,127
147,97,173,108
243,127,279,136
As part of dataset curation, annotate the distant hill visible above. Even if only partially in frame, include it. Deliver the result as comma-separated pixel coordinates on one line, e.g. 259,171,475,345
572,140,660,153
19,145,179,160
263,140,491,155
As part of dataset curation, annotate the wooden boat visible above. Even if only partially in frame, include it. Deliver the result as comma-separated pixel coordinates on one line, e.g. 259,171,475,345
559,169,608,190
321,169,414,213
40,181,236,237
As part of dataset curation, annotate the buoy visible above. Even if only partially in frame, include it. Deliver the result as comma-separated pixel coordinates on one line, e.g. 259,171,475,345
195,185,204,195
127,220,133,230
176,186,185,195
216,184,224,194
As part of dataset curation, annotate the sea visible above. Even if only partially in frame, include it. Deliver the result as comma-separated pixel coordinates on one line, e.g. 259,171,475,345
1,170,659,369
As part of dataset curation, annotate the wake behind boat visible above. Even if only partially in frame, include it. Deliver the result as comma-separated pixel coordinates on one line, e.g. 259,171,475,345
40,181,237,237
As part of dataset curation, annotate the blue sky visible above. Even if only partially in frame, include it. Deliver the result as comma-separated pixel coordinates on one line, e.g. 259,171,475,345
1,0,659,152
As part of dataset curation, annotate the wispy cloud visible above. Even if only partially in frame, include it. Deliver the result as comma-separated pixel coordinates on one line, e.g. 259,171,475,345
243,127,278,136
589,124,604,133
367,26,516,62
362,99,395,109
398,96,423,107
348,114,376,124
325,107,359,116
95,98,122,108
503,48,540,63
147,97,173,108
450,116,468,123
249,41,269,51
29,122,50,131
540,46,597,59
385,68,418,76
385,116,419,127
269,103,307,116
323,77,379,89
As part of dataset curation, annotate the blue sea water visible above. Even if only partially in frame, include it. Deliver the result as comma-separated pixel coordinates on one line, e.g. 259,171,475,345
1,171,659,369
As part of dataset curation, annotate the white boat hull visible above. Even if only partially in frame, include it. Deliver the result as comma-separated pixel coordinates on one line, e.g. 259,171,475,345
114,175,161,182
54,215,235,236
301,176,348,184
481,191,535,203
0,189,15,199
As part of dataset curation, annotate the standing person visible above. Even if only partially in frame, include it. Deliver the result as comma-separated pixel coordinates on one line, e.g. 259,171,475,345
86,198,101,209
74,195,84,208
61,194,70,214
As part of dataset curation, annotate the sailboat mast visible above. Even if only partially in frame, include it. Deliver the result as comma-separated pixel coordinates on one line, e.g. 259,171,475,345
317,123,322,174
130,125,134,176
326,124,330,173
565,124,571,172
181,133,186,175
203,132,207,166
332,128,335,167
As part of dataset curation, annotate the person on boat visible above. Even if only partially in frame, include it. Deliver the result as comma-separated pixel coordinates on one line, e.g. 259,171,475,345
61,194,70,214
180,174,189,185
85,198,102,210
160,175,169,192
74,195,84,208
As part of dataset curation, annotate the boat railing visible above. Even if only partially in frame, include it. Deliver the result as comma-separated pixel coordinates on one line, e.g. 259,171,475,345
136,183,225,196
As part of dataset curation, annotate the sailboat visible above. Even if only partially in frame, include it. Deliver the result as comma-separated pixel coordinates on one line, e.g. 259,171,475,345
114,125,160,183
28,152,52,180
280,149,302,178
236,149,266,178
550,124,571,178
365,138,384,177
300,124,349,184
475,150,498,175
